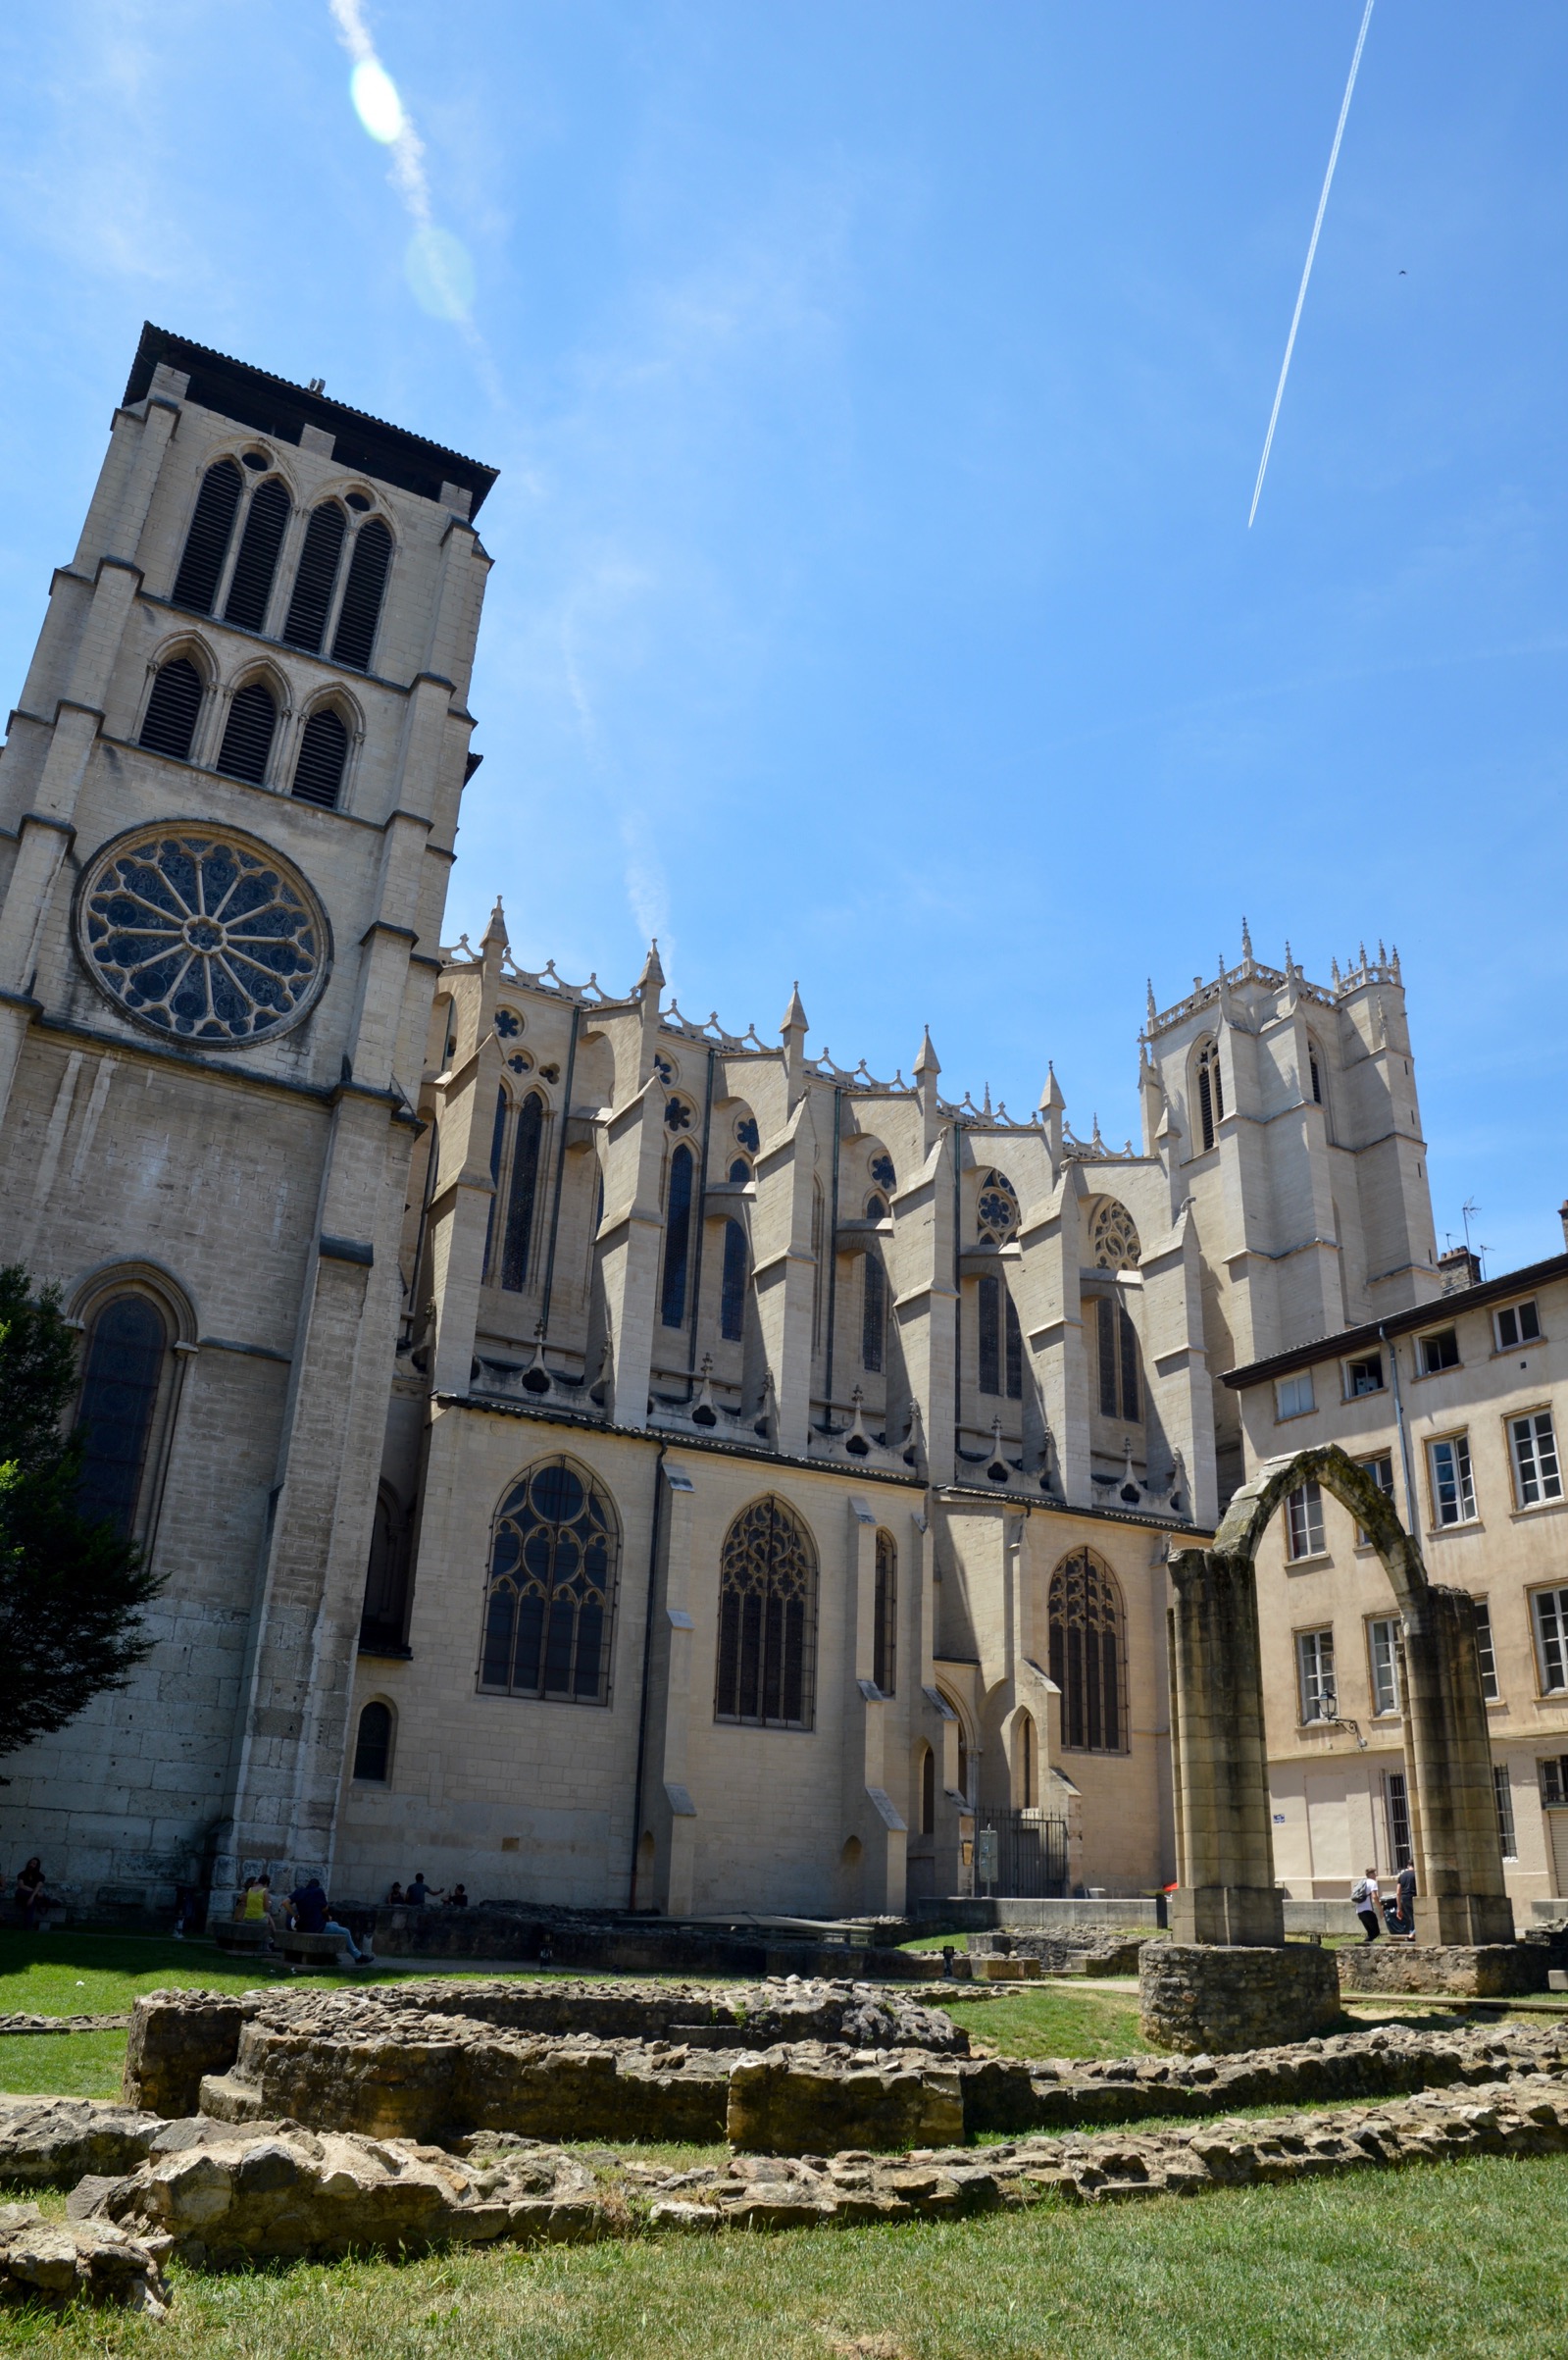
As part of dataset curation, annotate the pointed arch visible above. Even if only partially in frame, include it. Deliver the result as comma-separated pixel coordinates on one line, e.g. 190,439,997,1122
480,1456,620,1705
661,1142,695,1327
291,700,352,809
331,516,393,670
215,669,283,786
874,1528,897,1695
352,1699,394,1782
1048,1548,1127,1753
137,653,206,763
1192,1035,1224,1154
281,500,347,653
172,457,243,614
715,1495,817,1728
720,1217,748,1342
223,476,291,632
500,1089,546,1294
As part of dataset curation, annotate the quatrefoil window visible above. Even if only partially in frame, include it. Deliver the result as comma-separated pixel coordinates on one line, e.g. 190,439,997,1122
665,1096,693,1133
76,824,329,1048
976,1169,1019,1244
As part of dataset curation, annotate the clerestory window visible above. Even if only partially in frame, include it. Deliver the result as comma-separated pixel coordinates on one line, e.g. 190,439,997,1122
715,1496,817,1729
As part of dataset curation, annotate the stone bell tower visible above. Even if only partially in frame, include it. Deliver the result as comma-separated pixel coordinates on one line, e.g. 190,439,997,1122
0,326,494,1911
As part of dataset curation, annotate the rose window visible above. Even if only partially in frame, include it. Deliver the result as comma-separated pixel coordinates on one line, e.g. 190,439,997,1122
976,1169,1019,1244
77,825,329,1048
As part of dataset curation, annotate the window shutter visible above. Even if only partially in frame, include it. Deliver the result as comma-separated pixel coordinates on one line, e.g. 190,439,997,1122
137,658,204,761
172,459,243,613
215,681,278,785
291,709,349,808
281,503,347,652
223,478,290,633
330,518,393,670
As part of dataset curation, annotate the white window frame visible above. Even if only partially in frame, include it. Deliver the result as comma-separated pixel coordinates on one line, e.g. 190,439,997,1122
1277,1371,1315,1420
1418,1328,1460,1376
1297,1627,1337,1723
1541,1753,1568,1808
1285,1478,1326,1563
1354,1454,1396,1547
1343,1353,1385,1399
1495,1300,1542,1352
1534,1587,1568,1697
1428,1431,1477,1527
1473,1600,1499,1703
1493,1764,1518,1860
1509,1409,1562,1510
1367,1616,1401,1717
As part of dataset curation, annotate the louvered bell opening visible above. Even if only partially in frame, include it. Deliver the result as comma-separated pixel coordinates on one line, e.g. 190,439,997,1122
330,519,392,671
171,459,243,614
292,708,349,808
137,658,204,761
281,503,347,653
215,681,278,785
223,478,291,634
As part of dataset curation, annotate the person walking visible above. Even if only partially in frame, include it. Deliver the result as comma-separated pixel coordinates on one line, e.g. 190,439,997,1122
1394,1862,1418,1939
1351,1867,1382,1942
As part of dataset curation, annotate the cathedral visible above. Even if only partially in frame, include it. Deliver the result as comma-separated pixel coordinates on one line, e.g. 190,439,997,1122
0,330,1445,1923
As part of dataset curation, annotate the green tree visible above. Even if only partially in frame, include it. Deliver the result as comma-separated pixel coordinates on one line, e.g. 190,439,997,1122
0,1265,163,1759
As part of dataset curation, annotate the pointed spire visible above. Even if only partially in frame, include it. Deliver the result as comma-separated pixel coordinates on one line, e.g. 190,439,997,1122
1378,939,1387,967
1038,1060,1065,1114
1284,938,1293,974
637,939,665,1000
1391,944,1401,983
914,1026,939,1077
481,897,508,953
982,1081,992,1117
1331,955,1341,990
1146,978,1157,1027
1240,914,1253,963
782,980,808,1036
1358,940,1368,974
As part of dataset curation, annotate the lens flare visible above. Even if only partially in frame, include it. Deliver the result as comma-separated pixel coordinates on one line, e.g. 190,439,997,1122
405,226,476,321
350,57,404,143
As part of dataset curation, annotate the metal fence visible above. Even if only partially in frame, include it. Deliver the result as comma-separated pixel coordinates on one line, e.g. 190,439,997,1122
977,1810,1070,1898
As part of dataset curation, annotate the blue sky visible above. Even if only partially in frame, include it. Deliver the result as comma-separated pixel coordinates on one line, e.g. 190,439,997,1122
0,2,1562,1273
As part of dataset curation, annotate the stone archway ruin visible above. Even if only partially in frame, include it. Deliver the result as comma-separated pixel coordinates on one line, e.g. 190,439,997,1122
1167,1444,1512,1950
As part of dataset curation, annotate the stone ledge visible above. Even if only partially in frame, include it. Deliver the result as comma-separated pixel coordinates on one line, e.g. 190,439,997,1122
1337,1944,1549,1998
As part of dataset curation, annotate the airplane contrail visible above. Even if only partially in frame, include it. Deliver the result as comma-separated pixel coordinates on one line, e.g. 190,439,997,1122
1248,0,1376,528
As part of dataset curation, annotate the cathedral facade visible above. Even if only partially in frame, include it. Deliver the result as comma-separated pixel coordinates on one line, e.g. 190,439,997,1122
0,331,1444,1922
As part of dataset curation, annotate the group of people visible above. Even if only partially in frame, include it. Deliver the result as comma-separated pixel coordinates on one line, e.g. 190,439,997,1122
386,1876,469,1910
235,1874,373,1963
1351,1864,1418,1941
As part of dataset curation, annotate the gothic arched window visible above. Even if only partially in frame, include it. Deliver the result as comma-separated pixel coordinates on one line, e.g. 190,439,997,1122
1095,1294,1140,1423
1018,1711,1037,1806
75,1294,170,1538
1089,1199,1141,1271
1048,1549,1126,1753
282,502,347,653
862,1254,885,1374
976,1170,1019,1244
292,707,350,808
500,1091,545,1294
223,477,290,633
978,1272,1001,1396
920,1743,936,1834
215,680,278,785
353,1700,393,1781
138,657,204,762
874,1528,896,1695
359,1484,410,1654
720,1218,747,1343
172,458,243,614
715,1496,817,1729
1194,1037,1224,1153
331,518,393,670
480,1458,618,1705
1307,1037,1325,1106
661,1144,694,1328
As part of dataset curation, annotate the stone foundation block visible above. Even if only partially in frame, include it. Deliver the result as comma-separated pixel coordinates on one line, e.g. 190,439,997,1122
124,1990,260,2119
1139,1942,1340,2055
727,2052,964,2156
1337,1943,1548,1998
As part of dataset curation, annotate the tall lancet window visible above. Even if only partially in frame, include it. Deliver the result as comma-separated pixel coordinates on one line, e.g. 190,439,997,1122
720,1218,747,1343
661,1144,695,1327
862,1254,885,1374
500,1091,545,1293
1195,1037,1224,1153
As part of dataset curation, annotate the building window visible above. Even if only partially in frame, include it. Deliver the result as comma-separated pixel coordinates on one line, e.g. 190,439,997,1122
1286,1478,1326,1562
331,518,393,670
74,1294,169,1537
1474,1601,1499,1702
1494,1764,1518,1860
811,1182,826,1353
1194,1037,1224,1152
1345,1353,1384,1398
1496,1301,1542,1351
1368,1616,1401,1716
714,1496,817,1729
720,1218,747,1343
920,1744,936,1835
480,1458,618,1705
223,477,290,633
282,502,348,653
1384,1770,1413,1871
1534,1588,1568,1696
979,1273,1001,1396
215,679,278,785
1297,1627,1337,1722
499,1092,545,1294
1510,1411,1562,1509
862,1255,885,1374
1089,1200,1141,1271
1308,1041,1324,1105
1428,1432,1477,1526
1355,1454,1396,1546
1540,1755,1568,1808
660,1144,695,1328
1019,1712,1037,1808
873,1529,896,1696
1047,1549,1126,1754
1277,1371,1315,1420
1095,1295,1140,1422
1419,1328,1460,1375
172,458,243,613
359,1484,410,1653
352,1701,392,1782
292,707,350,808
1005,1291,1023,1401
976,1170,1019,1245
138,656,205,762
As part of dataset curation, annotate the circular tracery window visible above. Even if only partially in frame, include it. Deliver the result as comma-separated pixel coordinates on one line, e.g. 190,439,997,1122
76,823,329,1048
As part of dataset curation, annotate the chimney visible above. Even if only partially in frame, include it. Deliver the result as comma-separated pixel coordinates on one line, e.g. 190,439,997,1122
1438,1245,1481,1293
1559,1200,1568,1251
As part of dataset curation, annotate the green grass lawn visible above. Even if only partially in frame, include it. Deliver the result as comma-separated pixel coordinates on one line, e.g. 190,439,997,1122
3,2154,1567,2356
942,1983,1149,2060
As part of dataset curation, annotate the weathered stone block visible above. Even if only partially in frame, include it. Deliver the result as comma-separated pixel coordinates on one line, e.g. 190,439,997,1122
727,2050,964,2155
1336,1943,1548,1998
1138,1942,1340,2055
124,1989,259,2118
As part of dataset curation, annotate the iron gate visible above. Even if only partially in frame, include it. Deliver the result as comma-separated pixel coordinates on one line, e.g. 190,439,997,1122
979,1809,1069,1898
